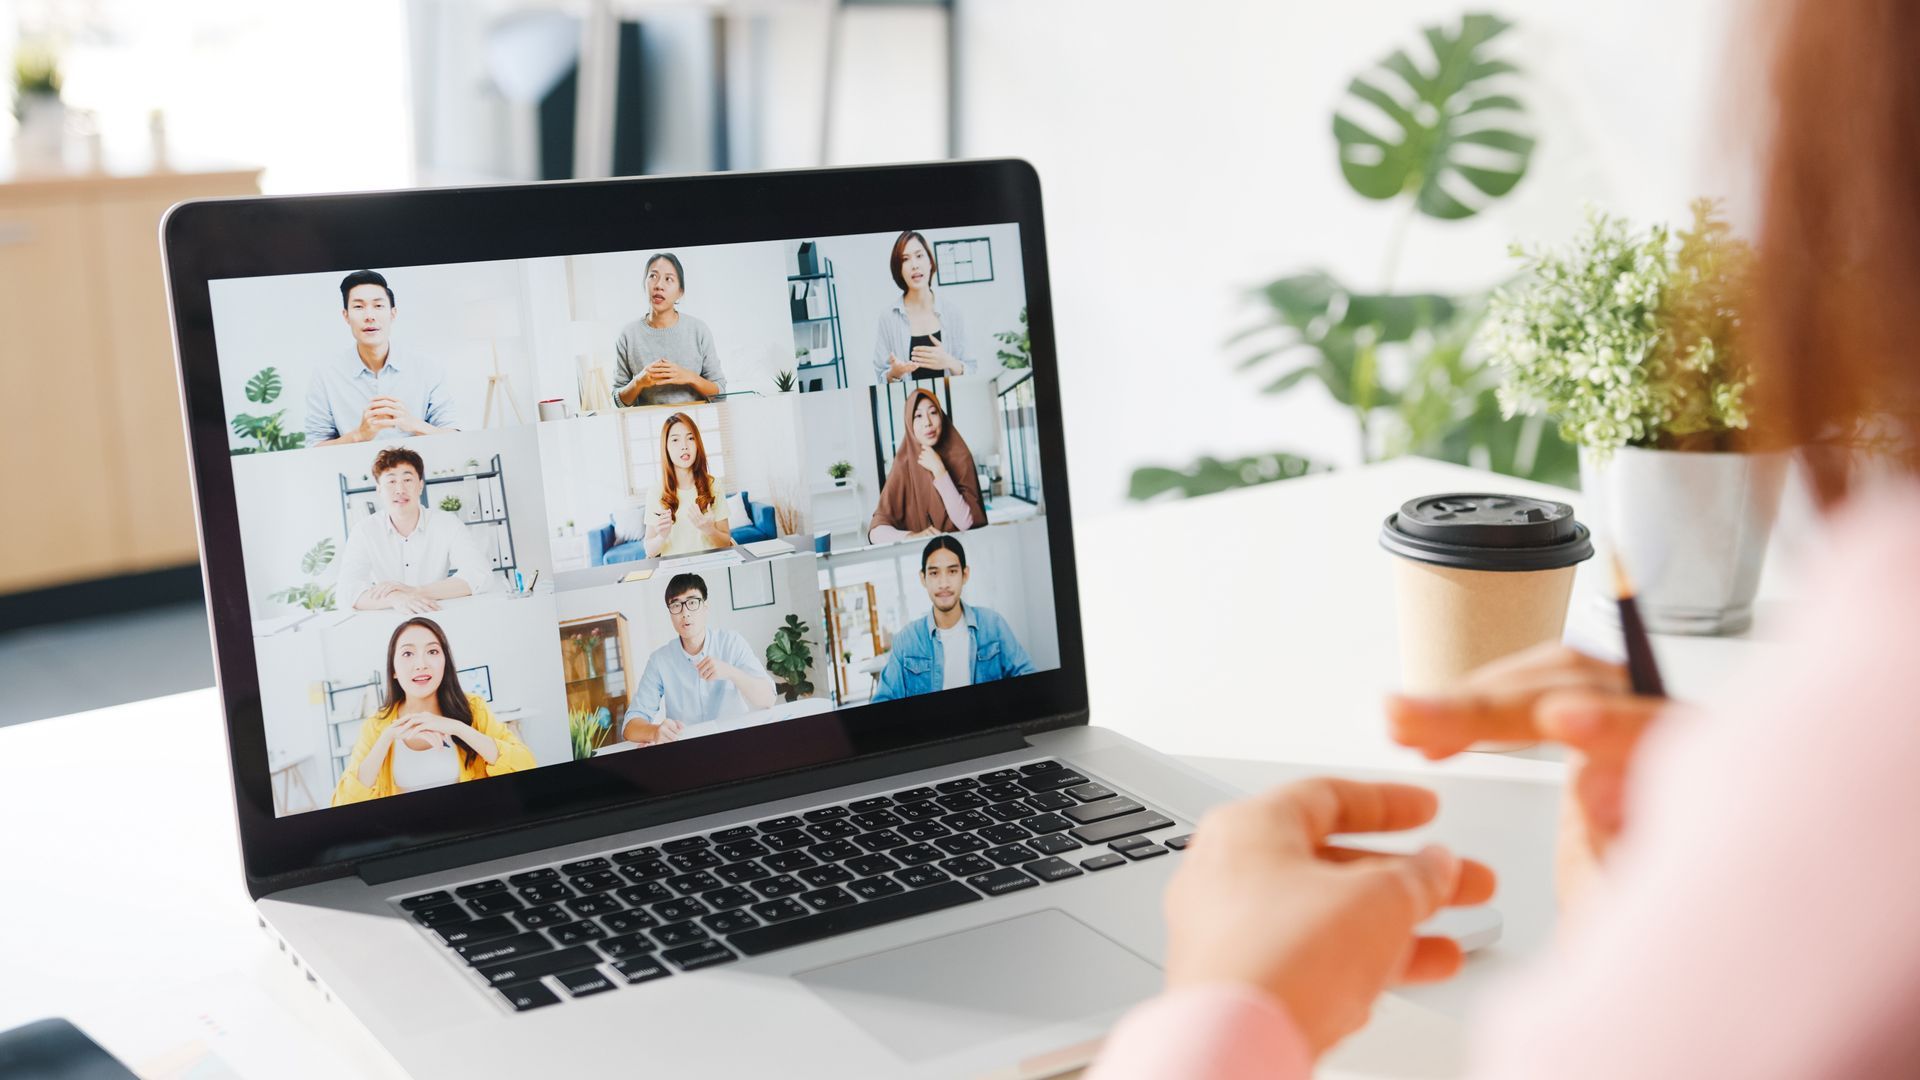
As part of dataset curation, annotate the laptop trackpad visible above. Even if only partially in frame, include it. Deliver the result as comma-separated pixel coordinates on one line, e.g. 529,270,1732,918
795,909,1163,1063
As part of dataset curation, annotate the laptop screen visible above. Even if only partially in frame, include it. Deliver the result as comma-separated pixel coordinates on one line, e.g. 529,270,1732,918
211,226,1058,820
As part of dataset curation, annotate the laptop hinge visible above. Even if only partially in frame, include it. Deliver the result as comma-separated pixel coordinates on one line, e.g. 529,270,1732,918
356,727,1036,887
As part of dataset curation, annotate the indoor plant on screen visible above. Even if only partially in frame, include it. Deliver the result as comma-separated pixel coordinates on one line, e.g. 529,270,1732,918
1483,200,1785,634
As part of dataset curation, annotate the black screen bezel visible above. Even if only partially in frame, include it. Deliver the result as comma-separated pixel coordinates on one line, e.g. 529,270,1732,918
162,160,1088,896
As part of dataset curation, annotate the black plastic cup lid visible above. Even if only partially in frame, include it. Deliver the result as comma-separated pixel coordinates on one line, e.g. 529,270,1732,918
1380,493,1594,572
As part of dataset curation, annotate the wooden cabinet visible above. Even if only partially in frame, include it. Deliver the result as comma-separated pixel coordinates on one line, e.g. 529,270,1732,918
558,612,635,739
0,165,261,593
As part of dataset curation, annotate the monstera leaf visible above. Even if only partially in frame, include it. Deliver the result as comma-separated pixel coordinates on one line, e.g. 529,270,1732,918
1333,12,1533,220
245,366,283,404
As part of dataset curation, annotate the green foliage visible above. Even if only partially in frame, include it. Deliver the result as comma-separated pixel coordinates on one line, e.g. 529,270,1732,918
439,495,463,513
269,583,334,612
229,368,305,454
1334,13,1533,221
1484,201,1754,455
766,614,815,701
1129,452,1328,502
245,367,283,404
773,368,797,393
299,538,336,577
569,706,614,760
12,42,60,109
995,307,1032,370
826,460,853,480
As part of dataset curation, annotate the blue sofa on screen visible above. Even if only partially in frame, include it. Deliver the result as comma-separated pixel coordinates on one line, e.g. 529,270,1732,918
587,492,777,565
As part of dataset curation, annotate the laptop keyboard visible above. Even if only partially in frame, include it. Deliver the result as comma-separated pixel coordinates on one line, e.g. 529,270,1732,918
393,759,1191,1012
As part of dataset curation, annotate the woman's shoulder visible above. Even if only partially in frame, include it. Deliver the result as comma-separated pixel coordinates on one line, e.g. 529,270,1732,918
465,694,494,720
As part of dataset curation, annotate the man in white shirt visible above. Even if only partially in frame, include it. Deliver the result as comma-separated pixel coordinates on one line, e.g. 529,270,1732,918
334,446,492,614
621,573,776,746
306,270,462,447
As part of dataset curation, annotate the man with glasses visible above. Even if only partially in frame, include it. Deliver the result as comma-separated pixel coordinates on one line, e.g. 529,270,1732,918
621,573,776,746
871,535,1034,703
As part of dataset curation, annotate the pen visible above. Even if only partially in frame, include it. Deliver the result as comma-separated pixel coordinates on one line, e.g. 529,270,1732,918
527,570,540,595
1610,552,1667,697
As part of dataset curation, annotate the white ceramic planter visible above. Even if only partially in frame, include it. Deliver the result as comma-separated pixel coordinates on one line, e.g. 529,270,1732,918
1579,445,1788,635
12,94,67,171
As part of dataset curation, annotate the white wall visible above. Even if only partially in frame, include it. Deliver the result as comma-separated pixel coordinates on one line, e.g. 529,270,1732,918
230,426,552,618
210,258,564,453
536,413,633,538
566,242,795,399
256,633,333,813
725,396,808,533
799,389,882,536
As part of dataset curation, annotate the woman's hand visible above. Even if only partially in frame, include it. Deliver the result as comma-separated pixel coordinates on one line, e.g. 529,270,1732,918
886,353,914,382
911,344,960,375
646,507,673,542
1164,779,1495,1057
916,446,947,479
1386,643,1680,901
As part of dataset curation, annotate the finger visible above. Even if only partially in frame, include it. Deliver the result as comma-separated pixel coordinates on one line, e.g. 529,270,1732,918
1536,690,1666,763
1319,849,1496,906
1395,936,1464,984
1268,778,1441,848
1387,693,1538,757
1572,762,1628,840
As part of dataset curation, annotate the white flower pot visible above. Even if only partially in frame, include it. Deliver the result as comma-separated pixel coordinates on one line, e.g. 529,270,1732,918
12,94,67,170
1578,445,1788,635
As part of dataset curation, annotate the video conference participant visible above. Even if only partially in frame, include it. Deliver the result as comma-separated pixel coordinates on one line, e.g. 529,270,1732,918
643,412,735,558
869,388,987,544
307,270,462,447
870,535,1035,703
335,447,493,614
331,616,535,805
621,573,776,746
873,230,974,383
614,253,727,405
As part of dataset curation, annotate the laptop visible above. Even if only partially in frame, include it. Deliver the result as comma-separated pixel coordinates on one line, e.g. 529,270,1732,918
162,160,1242,1079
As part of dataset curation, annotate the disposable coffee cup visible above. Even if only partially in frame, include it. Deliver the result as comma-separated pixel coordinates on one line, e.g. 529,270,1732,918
1381,494,1593,747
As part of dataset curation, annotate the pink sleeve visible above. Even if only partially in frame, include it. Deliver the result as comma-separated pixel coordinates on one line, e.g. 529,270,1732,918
932,474,974,530
869,524,912,544
1471,488,1920,1080
1085,984,1313,1080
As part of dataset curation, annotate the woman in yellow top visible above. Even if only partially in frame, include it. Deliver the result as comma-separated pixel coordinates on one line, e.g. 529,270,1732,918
641,411,735,558
331,616,536,806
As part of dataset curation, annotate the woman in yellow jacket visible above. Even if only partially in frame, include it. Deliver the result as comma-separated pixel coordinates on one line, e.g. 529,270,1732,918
332,616,536,805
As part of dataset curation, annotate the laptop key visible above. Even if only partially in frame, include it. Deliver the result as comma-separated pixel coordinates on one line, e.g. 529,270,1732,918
935,791,987,812
662,939,737,972
548,921,607,946
984,843,1041,867
1070,811,1176,846
507,867,559,887
1020,813,1077,835
652,897,710,922
476,945,601,987
891,786,937,803
597,932,656,959
941,810,993,832
983,801,1031,823
457,930,554,966
803,805,850,822
849,797,894,813
763,829,811,851
967,868,1039,897
601,909,659,935
621,859,673,883
1028,833,1082,857
894,800,944,821
849,875,907,900
410,904,471,928
798,864,854,888
1025,791,1077,812
617,882,673,906
808,840,863,863
1109,835,1153,852
455,879,508,898
702,909,761,934
764,850,816,873
1080,853,1126,872
708,826,757,844
716,839,771,862
666,871,722,895
894,865,949,890
753,875,807,898
1066,798,1145,825
893,843,943,866
566,894,623,918
1018,760,1063,775
701,885,759,911
662,836,711,854
498,982,560,1012
716,861,772,884
517,904,569,929
935,777,980,793
805,820,860,842
976,768,1021,785
437,915,517,947
1019,771,1090,793
1165,834,1193,851
800,886,859,913
757,816,805,834
898,819,951,842
847,852,900,877
612,845,660,864
751,897,809,923
939,854,995,877
1023,857,1084,883
851,810,904,831
400,890,453,910
935,833,989,856
650,921,708,948
555,967,616,998
614,956,673,984
978,783,1027,803
571,871,623,894
517,881,572,905
980,823,1033,845
668,849,723,872
854,829,908,852
561,857,611,875
1123,843,1169,861
730,882,980,957
1066,782,1116,803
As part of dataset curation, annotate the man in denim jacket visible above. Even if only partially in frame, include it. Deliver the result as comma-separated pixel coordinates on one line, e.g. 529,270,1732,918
871,536,1035,702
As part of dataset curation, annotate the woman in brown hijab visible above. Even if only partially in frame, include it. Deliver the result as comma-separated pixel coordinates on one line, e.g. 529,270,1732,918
868,388,989,544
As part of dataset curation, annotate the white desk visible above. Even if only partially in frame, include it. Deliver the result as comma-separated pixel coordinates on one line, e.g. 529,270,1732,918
0,459,1783,1077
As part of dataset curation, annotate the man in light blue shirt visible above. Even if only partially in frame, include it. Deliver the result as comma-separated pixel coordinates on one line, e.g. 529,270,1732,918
871,535,1035,703
620,573,776,745
306,270,462,447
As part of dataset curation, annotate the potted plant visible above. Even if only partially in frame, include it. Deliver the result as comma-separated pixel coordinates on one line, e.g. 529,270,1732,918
229,367,307,454
11,41,65,167
568,630,604,680
1484,200,1785,634
270,538,338,612
827,460,853,487
765,615,816,702
773,368,797,393
568,706,614,760
995,307,1032,370
438,494,463,513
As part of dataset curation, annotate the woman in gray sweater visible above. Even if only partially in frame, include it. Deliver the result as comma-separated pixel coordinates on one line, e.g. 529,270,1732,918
614,252,727,405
